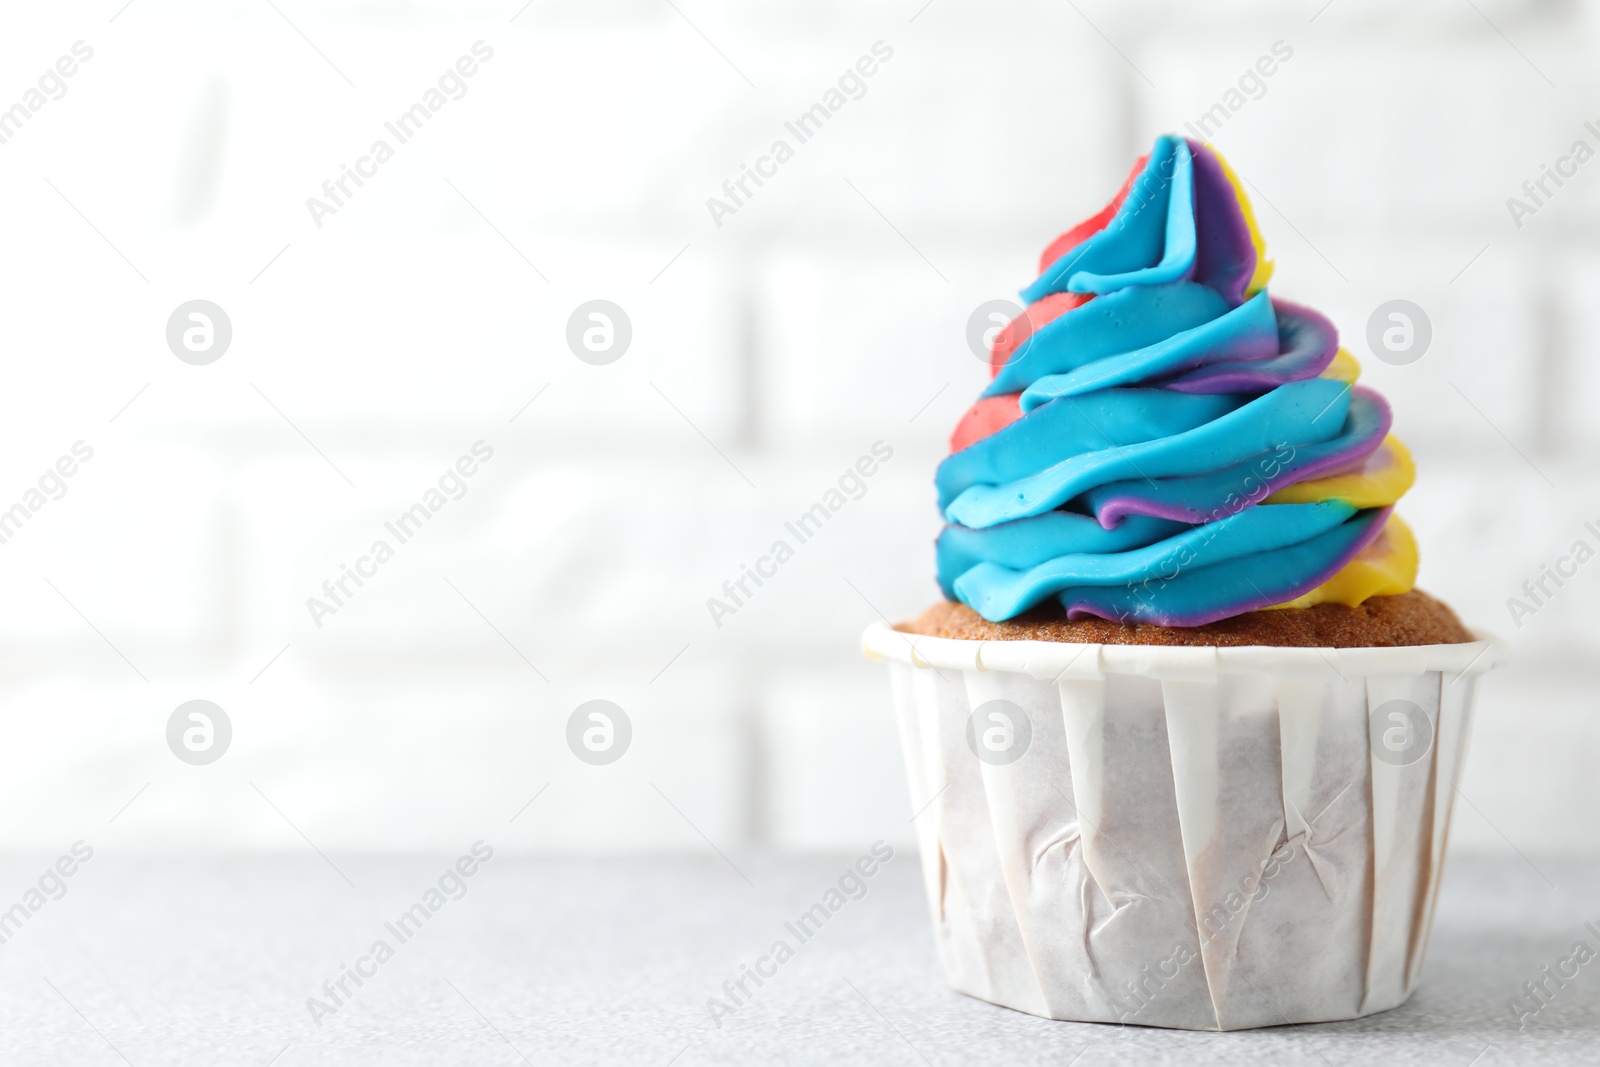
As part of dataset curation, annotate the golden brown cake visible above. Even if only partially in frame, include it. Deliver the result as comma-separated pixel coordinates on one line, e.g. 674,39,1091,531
900,588,1472,648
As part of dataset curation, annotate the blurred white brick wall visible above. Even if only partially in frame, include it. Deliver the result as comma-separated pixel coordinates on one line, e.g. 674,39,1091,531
0,0,1596,863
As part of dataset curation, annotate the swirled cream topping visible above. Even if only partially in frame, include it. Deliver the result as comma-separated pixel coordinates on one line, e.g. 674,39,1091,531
938,135,1417,626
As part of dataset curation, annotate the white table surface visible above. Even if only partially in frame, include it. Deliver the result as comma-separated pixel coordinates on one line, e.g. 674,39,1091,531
0,851,1591,1065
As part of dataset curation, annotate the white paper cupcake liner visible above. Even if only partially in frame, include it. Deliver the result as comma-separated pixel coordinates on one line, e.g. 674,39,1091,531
862,621,1505,1031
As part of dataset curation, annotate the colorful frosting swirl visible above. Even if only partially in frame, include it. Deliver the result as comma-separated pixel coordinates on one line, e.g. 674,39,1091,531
937,135,1418,627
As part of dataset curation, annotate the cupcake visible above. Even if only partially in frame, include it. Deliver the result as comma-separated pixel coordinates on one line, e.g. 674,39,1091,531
863,134,1504,1031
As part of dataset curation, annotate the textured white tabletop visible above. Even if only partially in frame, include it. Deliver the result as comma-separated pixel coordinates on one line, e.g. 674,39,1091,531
0,852,1591,1065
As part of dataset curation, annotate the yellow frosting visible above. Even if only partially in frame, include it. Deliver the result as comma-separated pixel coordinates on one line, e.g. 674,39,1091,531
1209,147,1275,298
1270,514,1419,610
1264,435,1414,509
1320,347,1362,384
1261,349,1419,609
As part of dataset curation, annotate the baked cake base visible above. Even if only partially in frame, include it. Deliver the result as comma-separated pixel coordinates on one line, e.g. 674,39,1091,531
899,589,1473,648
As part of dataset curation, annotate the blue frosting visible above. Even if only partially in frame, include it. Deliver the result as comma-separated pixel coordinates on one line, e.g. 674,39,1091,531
937,135,1392,627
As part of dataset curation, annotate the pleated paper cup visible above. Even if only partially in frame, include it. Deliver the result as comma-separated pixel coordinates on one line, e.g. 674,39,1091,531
862,620,1505,1031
